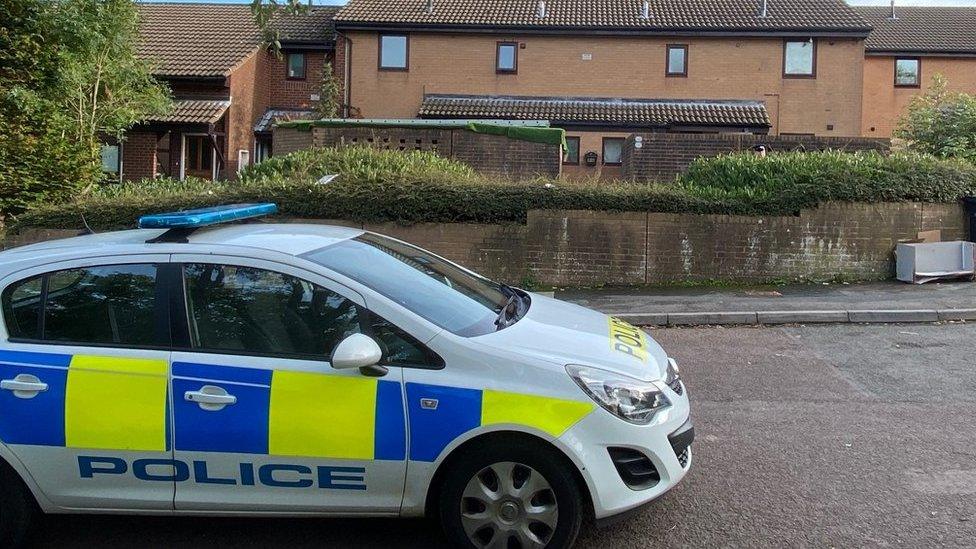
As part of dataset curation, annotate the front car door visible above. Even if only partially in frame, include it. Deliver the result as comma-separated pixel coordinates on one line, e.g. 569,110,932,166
0,257,174,510
168,255,407,514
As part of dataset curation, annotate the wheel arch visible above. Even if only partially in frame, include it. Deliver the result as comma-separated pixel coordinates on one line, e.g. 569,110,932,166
422,430,594,521
0,443,53,513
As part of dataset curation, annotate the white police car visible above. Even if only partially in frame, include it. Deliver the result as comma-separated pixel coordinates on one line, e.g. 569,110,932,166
0,204,692,548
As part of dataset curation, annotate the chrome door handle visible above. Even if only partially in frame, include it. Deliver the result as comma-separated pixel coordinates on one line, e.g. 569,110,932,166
184,385,237,411
1,374,48,399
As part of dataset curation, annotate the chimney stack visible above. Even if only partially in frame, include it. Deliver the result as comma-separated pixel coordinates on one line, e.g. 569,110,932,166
426,0,433,14
758,0,768,18
888,0,898,20
537,0,546,19
640,0,650,20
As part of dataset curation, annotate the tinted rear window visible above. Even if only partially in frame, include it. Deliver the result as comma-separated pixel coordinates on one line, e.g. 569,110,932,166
2,264,160,347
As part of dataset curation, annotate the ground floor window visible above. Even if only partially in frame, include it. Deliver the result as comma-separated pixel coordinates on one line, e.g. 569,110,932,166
255,137,273,163
100,143,121,177
602,137,624,165
563,136,580,165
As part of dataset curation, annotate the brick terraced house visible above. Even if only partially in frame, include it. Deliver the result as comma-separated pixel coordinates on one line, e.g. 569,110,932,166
332,0,873,178
856,5,976,138
114,3,340,181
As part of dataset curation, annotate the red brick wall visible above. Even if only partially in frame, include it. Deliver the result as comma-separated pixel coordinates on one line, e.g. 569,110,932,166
274,125,562,179
5,203,966,284
268,50,331,109
452,131,561,180
121,131,158,181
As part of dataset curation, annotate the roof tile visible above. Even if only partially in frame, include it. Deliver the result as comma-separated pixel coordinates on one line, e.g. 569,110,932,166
856,6,976,54
137,4,338,78
148,99,231,124
419,94,771,128
335,0,869,32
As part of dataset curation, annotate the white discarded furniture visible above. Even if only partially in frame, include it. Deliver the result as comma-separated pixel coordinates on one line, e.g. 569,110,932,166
896,241,975,284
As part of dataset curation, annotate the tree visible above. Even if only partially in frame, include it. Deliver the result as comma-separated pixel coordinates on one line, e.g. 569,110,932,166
56,0,170,157
895,74,976,162
0,0,170,217
0,0,96,215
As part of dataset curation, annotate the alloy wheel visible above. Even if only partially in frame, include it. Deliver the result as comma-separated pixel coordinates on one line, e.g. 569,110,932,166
460,461,558,549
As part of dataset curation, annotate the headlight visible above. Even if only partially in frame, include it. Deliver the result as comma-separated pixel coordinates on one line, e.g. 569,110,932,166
566,365,671,425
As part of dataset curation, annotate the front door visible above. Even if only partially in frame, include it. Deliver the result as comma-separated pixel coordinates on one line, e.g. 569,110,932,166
169,257,407,513
0,260,174,510
182,134,215,180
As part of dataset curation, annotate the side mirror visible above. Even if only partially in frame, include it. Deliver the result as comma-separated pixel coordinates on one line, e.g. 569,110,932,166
331,333,386,377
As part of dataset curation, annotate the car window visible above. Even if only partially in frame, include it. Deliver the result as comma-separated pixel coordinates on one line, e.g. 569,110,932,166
43,265,159,346
305,233,511,337
1,265,160,345
2,275,43,339
369,314,442,368
182,263,440,367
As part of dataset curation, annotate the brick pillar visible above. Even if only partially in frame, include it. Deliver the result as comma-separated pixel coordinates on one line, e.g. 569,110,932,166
121,131,158,182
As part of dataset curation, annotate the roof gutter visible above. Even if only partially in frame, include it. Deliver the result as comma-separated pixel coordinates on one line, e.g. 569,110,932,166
334,21,872,38
865,49,976,58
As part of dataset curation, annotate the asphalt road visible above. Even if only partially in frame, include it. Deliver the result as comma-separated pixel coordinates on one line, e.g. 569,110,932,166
33,323,976,548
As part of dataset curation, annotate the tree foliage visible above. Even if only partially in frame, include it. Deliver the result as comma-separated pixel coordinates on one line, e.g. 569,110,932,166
0,0,170,217
57,0,170,153
895,74,976,162
316,62,341,118
250,0,308,54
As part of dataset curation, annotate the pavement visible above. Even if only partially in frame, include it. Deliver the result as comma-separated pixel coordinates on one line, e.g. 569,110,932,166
559,279,976,325
33,323,976,548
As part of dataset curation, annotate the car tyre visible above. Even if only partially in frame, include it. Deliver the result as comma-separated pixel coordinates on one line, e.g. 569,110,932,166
438,439,584,549
0,461,38,548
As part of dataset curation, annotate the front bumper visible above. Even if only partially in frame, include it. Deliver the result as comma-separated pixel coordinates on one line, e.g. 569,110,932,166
558,381,693,519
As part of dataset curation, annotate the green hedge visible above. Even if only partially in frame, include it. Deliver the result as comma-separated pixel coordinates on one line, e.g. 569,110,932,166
9,147,975,233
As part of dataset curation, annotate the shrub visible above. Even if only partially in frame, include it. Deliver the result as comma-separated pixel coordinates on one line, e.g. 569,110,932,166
895,74,976,162
679,150,976,211
9,147,975,233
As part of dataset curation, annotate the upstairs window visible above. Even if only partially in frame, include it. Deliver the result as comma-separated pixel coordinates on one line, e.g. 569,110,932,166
286,53,306,80
379,34,409,70
895,58,920,87
784,39,816,78
666,44,688,77
496,42,518,73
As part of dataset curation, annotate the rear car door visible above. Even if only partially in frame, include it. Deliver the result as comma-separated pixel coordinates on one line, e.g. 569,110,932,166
0,257,175,510
168,255,408,514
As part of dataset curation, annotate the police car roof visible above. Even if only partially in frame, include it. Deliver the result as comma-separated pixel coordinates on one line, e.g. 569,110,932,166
3,223,365,259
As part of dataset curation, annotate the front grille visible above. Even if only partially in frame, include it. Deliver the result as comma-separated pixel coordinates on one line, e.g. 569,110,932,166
668,379,684,395
676,446,691,468
608,447,660,489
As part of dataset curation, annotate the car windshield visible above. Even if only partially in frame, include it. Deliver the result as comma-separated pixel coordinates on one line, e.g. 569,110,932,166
304,233,516,337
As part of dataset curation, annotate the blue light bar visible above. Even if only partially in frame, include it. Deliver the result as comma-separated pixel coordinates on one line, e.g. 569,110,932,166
138,203,278,229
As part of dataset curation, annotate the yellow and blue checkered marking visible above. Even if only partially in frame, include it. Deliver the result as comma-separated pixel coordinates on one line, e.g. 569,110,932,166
405,382,595,462
0,350,168,451
0,350,594,465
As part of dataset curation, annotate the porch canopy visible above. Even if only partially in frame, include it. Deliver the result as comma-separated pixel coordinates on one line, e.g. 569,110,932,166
149,99,231,126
